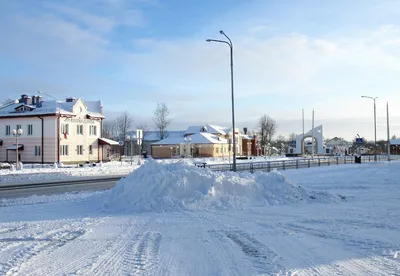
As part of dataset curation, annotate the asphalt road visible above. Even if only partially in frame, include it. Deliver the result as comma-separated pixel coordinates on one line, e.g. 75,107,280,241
0,178,120,199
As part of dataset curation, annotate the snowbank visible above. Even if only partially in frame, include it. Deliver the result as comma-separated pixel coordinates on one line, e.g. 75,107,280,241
0,161,137,184
104,159,339,213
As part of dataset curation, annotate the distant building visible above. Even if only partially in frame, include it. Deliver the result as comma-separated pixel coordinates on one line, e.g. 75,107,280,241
389,139,400,155
325,137,352,155
0,94,117,164
150,124,258,159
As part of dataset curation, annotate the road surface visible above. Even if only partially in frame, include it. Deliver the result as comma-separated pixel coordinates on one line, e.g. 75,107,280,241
0,178,119,198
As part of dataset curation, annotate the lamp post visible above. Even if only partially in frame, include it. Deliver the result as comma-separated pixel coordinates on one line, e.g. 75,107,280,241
206,30,236,172
361,96,378,161
38,91,61,164
126,135,133,165
12,128,23,170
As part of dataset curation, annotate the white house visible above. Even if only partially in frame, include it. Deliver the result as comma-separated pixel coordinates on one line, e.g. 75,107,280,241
0,94,116,164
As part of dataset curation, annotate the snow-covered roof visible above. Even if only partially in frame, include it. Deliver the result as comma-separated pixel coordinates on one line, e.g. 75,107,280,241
0,98,103,118
99,137,119,145
152,132,227,146
184,124,231,136
390,139,400,145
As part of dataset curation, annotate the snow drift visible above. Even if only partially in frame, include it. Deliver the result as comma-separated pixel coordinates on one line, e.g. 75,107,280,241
103,159,339,213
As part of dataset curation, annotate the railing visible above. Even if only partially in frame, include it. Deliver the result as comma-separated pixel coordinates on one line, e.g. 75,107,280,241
205,155,392,173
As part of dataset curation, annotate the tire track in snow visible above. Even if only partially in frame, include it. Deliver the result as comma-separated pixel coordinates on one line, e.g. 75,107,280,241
66,217,162,276
125,231,162,275
279,222,400,274
224,229,286,275
196,212,287,275
0,229,85,276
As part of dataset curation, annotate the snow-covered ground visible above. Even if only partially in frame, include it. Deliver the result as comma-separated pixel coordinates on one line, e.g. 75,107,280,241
0,156,312,185
0,160,399,275
0,161,138,185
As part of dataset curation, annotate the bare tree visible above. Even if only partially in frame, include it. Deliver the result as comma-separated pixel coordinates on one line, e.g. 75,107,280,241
391,134,397,139
116,111,133,141
102,119,117,139
258,114,277,147
287,133,297,142
153,102,171,140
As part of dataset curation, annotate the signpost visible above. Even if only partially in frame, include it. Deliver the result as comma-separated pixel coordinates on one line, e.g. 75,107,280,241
355,136,363,163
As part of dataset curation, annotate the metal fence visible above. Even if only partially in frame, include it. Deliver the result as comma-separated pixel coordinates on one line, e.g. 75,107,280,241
205,155,392,173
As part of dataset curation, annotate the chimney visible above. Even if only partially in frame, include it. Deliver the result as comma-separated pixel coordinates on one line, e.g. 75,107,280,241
243,127,248,135
66,97,76,102
36,96,43,108
32,95,36,105
19,94,28,104
26,96,32,105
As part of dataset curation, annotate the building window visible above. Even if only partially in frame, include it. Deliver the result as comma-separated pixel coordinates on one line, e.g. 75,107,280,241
216,148,219,153
35,146,41,156
77,125,83,135
16,124,22,131
89,145,93,154
61,124,69,135
77,145,83,155
5,125,10,136
61,145,69,156
28,124,33,135
89,125,97,136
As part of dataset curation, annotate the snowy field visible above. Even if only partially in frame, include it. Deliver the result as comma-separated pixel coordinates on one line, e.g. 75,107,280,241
0,160,399,275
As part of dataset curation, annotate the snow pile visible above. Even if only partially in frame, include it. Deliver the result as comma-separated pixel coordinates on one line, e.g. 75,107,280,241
104,159,339,213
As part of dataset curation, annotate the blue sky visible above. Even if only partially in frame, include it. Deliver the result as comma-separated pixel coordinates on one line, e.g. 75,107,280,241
1,0,400,140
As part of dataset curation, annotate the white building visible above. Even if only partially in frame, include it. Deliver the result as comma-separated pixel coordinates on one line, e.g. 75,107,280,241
0,94,116,164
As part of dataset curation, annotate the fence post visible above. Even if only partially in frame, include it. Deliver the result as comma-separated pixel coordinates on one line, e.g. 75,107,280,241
328,158,330,166
296,159,299,169
318,159,320,166
250,163,253,174
308,159,311,168
336,157,339,165
369,156,371,162
344,157,346,164
267,161,270,172
282,161,285,170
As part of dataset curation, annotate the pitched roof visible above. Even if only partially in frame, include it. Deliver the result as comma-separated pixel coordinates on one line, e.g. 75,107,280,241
184,124,231,136
151,132,227,146
0,98,103,118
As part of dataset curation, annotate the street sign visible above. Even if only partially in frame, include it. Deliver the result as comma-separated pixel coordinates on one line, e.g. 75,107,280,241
119,140,124,146
356,138,363,145
290,140,296,147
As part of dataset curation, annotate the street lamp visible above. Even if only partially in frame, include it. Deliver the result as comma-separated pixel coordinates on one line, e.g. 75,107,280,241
38,91,61,164
206,30,237,172
361,96,378,161
126,135,133,165
12,128,23,170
